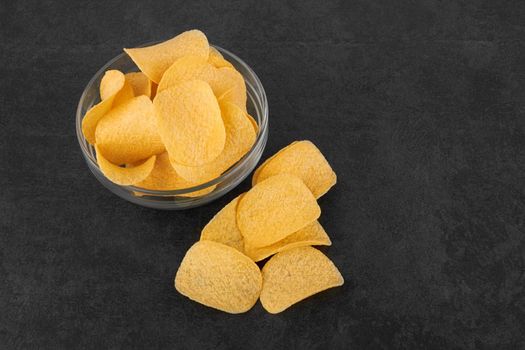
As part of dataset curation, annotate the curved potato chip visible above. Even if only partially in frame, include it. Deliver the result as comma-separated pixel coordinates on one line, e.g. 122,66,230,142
252,142,299,185
100,70,134,106
244,221,331,262
81,99,114,145
200,194,245,253
82,71,133,145
175,241,262,314
246,113,258,134
82,70,134,145
95,95,165,164
260,246,344,313
158,55,240,110
208,47,234,69
125,72,152,97
171,102,256,183
135,153,215,197
100,70,125,100
209,46,223,59
124,29,209,83
150,82,158,100
157,55,215,93
154,80,225,166
209,67,247,112
237,174,321,247
253,141,337,198
95,145,155,186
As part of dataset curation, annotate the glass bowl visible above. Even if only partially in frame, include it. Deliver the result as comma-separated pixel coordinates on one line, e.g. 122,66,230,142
76,45,268,210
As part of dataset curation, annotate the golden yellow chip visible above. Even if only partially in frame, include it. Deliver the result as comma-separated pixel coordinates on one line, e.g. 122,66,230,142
208,47,234,69
252,142,299,185
237,174,321,247
134,153,216,196
246,113,258,134
253,141,337,198
171,102,256,183
244,221,331,262
124,29,209,83
175,241,262,314
125,72,152,97
157,55,245,111
82,70,134,145
209,67,247,112
100,70,125,100
200,194,245,252
95,95,165,164
157,55,215,93
209,46,223,59
150,82,158,100
154,80,225,166
260,246,344,313
95,145,156,186
100,70,134,106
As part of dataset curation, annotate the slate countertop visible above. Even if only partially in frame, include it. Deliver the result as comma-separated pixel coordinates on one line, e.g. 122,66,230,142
1,1,524,349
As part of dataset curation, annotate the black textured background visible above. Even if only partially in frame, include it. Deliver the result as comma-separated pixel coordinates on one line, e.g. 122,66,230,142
1,1,525,349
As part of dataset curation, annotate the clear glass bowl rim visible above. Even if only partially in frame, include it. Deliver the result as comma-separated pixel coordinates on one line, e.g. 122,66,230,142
75,44,269,196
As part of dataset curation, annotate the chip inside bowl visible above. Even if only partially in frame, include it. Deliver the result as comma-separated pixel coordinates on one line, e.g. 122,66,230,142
95,95,165,164
125,72,152,98
153,80,226,167
171,101,256,183
157,55,215,94
134,152,216,197
210,67,247,112
80,29,266,205
124,29,209,84
82,69,133,145
208,47,234,68
95,145,156,186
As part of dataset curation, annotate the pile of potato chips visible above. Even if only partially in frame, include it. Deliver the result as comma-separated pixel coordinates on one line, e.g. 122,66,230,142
175,141,343,313
81,30,256,195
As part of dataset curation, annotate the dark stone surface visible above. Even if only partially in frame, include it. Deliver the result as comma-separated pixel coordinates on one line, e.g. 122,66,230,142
1,0,525,348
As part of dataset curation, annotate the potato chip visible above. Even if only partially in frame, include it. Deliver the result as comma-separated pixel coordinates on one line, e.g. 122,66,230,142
124,29,209,83
237,174,321,247
209,67,247,112
125,72,152,97
158,56,243,113
244,221,331,262
157,55,215,93
135,153,215,196
100,70,134,106
95,95,165,164
171,102,256,183
246,113,258,134
253,141,337,198
150,82,158,100
95,145,156,186
208,47,234,69
252,142,299,185
82,70,134,145
154,80,225,166
209,46,223,59
260,246,344,313
200,194,245,252
175,241,262,314
100,70,125,100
